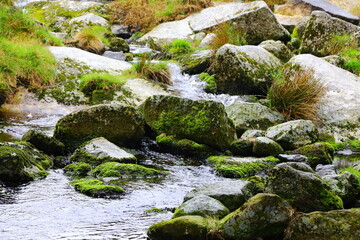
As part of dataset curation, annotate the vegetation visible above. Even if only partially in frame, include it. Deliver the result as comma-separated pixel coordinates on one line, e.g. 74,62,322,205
72,33,105,54
71,179,125,197
198,73,217,93
267,68,326,122
133,55,172,84
341,167,360,185
162,39,194,57
208,21,247,50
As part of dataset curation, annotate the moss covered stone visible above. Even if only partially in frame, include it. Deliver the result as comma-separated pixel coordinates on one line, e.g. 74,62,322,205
228,139,253,156
64,162,92,177
293,142,334,168
71,179,124,197
141,95,236,151
253,137,284,157
54,104,145,151
22,130,65,156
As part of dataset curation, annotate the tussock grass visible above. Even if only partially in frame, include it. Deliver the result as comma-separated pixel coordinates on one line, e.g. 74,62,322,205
133,55,172,84
208,22,247,50
79,73,128,96
72,32,105,54
162,39,194,57
267,68,326,122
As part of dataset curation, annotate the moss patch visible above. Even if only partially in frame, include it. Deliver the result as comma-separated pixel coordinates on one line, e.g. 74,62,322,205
64,162,92,177
71,179,124,197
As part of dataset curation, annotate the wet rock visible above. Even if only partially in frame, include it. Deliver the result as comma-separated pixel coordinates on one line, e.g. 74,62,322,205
284,209,360,240
70,137,137,166
63,162,92,177
70,179,124,198
54,104,145,151
214,44,283,95
265,120,318,150
300,11,360,56
147,216,216,240
220,193,293,240
278,154,307,162
226,102,284,136
184,180,258,211
141,95,236,151
22,130,65,156
259,40,293,62
265,162,343,212
181,50,213,75
173,195,230,219
253,137,284,157
228,139,253,156
292,142,334,168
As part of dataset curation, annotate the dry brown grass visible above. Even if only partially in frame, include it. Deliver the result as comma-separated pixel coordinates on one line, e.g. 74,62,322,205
72,33,105,54
267,68,326,122
133,55,172,84
208,22,247,49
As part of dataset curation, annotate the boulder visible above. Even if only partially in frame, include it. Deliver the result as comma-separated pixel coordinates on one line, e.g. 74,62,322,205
284,209,360,240
181,50,214,75
300,11,360,56
240,130,265,140
214,44,283,95
292,142,334,168
63,162,92,177
184,180,259,211
107,37,129,52
188,1,290,44
69,13,109,32
220,193,293,240
147,216,216,240
274,14,307,33
198,33,216,48
22,130,65,156
265,162,343,212
278,154,307,162
326,0,359,15
258,40,293,62
265,120,318,150
70,179,124,198
228,139,253,156
253,137,284,157
54,105,145,151
288,54,360,141
226,102,284,135
70,137,137,165
173,195,230,219
141,95,236,151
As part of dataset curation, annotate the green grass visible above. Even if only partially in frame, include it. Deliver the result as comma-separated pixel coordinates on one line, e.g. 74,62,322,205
79,73,128,97
341,167,360,184
198,73,217,93
80,26,112,46
162,39,194,57
132,55,171,84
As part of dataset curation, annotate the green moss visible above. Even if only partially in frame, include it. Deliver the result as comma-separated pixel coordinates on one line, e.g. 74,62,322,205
71,179,125,197
319,188,344,210
293,142,334,168
243,176,267,192
349,140,360,152
91,162,166,178
341,167,360,184
199,73,217,93
64,162,92,177
145,208,168,214
162,39,194,57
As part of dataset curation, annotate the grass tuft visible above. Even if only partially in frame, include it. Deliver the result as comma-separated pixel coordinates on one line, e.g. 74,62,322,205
133,55,172,84
72,33,105,54
208,22,247,50
162,39,194,57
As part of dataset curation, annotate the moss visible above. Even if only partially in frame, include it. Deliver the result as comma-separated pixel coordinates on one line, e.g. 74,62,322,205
64,162,92,177
145,208,168,214
243,176,267,192
91,162,166,178
319,188,344,210
293,142,334,168
198,73,217,93
349,140,360,152
71,179,125,197
341,167,360,185
162,39,194,58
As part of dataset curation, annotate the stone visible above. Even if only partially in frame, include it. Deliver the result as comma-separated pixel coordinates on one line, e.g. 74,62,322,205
220,193,293,240
265,162,343,212
54,104,145,151
265,120,318,150
326,0,359,15
226,102,284,135
288,54,360,141
292,142,334,168
284,209,360,240
63,162,91,177
214,44,283,95
198,33,216,48
184,180,258,211
258,40,293,62
70,137,137,166
70,179,124,198
107,37,129,52
300,11,360,56
274,14,307,33
141,95,236,151
147,216,216,240
240,130,265,140
111,24,131,39
253,137,284,157
278,154,307,162
22,130,65,156
315,164,336,176
69,13,109,31
228,139,253,156
102,51,126,61
181,50,214,75
173,195,230,219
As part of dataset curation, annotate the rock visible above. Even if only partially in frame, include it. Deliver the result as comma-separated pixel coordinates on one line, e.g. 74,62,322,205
288,54,360,141
70,137,137,165
253,137,284,157
265,120,319,150
214,44,283,95
141,95,236,151
275,0,359,24
322,55,343,67
69,13,109,32
292,142,334,168
0,142,50,184
278,154,307,162
226,102,284,135
181,50,214,75
173,195,230,219
22,130,65,156
284,209,360,240
274,14,307,33
300,11,360,56
207,156,279,178
220,193,293,240
54,104,145,151
70,179,124,198
63,162,92,177
184,180,258,211
188,1,290,44
322,172,360,208
228,139,253,156
198,33,216,48
326,0,359,15
265,162,343,212
103,51,126,61
107,37,129,52
315,164,336,176
111,24,131,39
240,130,265,140
259,40,293,62
48,0,103,12
147,216,216,240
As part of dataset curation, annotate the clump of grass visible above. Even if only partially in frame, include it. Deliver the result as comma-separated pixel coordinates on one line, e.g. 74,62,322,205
79,73,128,97
133,55,172,84
267,68,326,122
342,49,360,76
208,22,247,50
3,0,14,7
72,32,105,54
198,72,217,93
79,26,112,45
162,39,194,57
341,167,360,184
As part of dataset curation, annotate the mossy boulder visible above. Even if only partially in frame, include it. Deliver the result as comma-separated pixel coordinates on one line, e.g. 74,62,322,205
184,180,259,211
293,142,334,168
54,104,145,151
70,137,137,166
147,215,217,240
259,40,293,62
64,162,92,177
141,95,236,151
22,130,65,156
214,44,283,95
253,137,284,157
108,36,130,52
207,156,280,178
240,129,266,140
181,50,213,75
220,193,293,240
228,139,253,156
225,102,284,136
265,162,343,212
284,209,360,240
91,162,166,179
173,195,230,219
265,120,319,150
71,179,124,198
